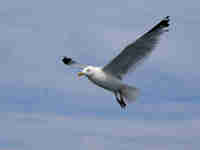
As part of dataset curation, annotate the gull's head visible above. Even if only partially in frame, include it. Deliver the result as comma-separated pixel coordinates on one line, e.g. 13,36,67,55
78,66,97,77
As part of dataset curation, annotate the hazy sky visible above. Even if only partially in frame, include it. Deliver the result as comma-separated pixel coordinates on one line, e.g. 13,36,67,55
0,0,200,149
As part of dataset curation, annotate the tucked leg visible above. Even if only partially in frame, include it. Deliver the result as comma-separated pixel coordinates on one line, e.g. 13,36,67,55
119,90,126,108
114,92,121,105
114,92,126,108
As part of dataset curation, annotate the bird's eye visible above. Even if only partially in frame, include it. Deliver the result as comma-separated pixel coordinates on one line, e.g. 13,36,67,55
86,68,91,72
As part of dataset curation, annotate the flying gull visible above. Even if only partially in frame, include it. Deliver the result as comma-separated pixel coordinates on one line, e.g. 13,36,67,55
62,16,170,108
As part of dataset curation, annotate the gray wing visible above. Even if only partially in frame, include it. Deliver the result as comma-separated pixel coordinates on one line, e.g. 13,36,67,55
62,56,87,69
103,16,170,79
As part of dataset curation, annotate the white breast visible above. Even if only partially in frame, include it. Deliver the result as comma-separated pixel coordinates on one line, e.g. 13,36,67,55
87,69,124,92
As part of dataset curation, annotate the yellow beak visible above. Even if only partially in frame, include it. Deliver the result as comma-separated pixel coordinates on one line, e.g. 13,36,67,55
77,72,85,77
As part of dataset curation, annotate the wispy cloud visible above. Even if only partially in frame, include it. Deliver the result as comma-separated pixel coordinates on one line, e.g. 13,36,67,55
0,112,199,150
0,0,200,149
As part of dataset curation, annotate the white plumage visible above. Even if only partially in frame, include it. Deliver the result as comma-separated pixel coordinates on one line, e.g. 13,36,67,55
62,16,170,108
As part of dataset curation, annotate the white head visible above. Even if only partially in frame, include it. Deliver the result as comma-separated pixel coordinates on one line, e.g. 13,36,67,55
78,66,99,77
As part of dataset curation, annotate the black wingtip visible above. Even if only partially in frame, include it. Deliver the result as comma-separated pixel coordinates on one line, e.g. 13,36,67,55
147,16,170,34
165,16,170,20
62,56,72,65
161,16,170,27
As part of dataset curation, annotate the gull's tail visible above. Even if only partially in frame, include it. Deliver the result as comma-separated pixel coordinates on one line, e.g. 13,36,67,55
121,85,140,104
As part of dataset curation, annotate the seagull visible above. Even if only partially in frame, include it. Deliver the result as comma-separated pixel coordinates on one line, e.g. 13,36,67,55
62,16,170,108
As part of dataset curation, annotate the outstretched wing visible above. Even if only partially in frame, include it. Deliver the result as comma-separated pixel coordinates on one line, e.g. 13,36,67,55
62,56,87,69
103,16,170,79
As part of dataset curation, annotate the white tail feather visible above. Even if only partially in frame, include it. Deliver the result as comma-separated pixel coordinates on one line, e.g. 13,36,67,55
121,85,140,103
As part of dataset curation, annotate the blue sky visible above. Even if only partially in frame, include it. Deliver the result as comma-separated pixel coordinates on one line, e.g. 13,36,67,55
0,0,200,149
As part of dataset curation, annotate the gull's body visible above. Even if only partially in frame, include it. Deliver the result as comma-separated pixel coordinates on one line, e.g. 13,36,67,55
62,16,170,108
85,66,123,91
